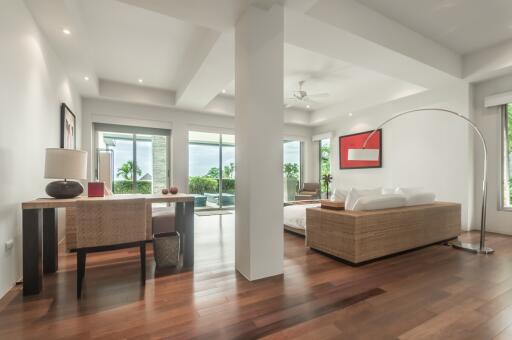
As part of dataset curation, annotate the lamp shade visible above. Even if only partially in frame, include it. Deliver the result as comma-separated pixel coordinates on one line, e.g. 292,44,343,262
347,148,380,161
45,148,87,180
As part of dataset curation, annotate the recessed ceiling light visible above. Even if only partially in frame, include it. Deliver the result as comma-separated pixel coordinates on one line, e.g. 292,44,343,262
306,105,310,109
348,112,353,116
84,76,89,81
138,78,143,83
62,28,71,35
221,89,227,94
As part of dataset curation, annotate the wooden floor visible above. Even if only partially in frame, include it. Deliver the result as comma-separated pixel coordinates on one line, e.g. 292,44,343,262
1,214,512,339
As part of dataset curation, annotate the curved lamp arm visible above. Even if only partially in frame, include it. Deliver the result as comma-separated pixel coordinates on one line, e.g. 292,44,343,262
362,108,492,254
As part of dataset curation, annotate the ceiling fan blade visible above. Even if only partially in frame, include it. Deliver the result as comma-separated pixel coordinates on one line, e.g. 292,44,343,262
307,92,329,98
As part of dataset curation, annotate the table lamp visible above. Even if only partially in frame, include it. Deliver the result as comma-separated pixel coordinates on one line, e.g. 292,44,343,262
44,148,88,199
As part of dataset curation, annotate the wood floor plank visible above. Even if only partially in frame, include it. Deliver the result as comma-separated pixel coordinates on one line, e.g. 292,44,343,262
1,215,511,339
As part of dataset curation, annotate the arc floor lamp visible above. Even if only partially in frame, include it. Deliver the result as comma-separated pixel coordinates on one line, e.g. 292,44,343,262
348,108,494,254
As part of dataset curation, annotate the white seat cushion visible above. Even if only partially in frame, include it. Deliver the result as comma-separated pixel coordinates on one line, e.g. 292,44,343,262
404,192,436,206
351,194,406,211
345,188,382,211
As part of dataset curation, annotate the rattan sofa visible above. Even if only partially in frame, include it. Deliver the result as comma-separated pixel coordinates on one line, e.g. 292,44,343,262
306,202,461,264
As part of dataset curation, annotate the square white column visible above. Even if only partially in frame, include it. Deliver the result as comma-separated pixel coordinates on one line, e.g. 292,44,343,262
235,5,284,280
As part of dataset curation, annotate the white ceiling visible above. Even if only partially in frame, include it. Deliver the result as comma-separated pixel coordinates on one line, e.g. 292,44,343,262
24,0,512,125
78,0,212,90
226,44,424,110
357,0,512,55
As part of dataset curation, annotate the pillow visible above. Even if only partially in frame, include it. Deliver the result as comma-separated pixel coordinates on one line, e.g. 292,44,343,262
351,194,406,211
405,192,435,206
331,188,348,202
395,187,423,195
381,187,397,195
345,188,382,211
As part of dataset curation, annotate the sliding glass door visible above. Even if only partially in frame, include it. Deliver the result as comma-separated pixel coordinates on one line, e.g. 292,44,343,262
319,138,331,198
221,134,236,209
95,124,170,194
188,131,235,210
283,140,303,201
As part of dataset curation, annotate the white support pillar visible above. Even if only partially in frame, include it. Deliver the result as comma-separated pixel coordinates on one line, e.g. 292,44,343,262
235,5,284,280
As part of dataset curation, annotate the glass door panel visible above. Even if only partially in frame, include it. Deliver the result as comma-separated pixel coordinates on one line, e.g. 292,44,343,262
98,131,136,194
135,134,152,194
283,140,302,201
221,134,235,209
320,138,331,198
188,131,221,209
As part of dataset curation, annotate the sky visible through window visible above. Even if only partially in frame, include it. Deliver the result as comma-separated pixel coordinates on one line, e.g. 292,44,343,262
188,140,301,177
106,133,301,180
189,144,235,177
102,137,153,180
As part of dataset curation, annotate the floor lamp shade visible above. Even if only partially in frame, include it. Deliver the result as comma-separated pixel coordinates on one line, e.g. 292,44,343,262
44,148,87,198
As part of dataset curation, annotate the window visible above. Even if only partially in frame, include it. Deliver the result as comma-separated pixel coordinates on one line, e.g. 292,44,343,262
283,140,303,201
94,124,170,195
188,131,235,210
319,138,331,198
502,103,512,208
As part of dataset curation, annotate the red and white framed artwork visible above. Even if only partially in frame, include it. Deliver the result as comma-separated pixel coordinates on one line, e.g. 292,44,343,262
339,129,382,169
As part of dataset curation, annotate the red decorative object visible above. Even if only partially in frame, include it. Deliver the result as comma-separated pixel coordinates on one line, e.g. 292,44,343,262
169,186,178,195
339,129,382,169
88,182,105,197
161,188,169,195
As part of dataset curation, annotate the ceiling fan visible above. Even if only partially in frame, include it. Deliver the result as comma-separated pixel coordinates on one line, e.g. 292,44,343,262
286,80,329,108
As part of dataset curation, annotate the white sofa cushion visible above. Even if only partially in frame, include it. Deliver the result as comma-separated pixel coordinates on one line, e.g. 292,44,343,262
345,188,382,211
395,187,423,195
404,192,436,206
351,194,407,211
331,188,348,202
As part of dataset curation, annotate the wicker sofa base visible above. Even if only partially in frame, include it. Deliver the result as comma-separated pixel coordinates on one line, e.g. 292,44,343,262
311,237,457,266
306,202,461,264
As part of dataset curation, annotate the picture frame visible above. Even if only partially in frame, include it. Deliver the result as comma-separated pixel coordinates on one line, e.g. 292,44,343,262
60,103,76,149
339,129,382,169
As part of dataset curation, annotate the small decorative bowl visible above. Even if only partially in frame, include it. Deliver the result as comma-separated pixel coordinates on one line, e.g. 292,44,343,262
161,188,169,195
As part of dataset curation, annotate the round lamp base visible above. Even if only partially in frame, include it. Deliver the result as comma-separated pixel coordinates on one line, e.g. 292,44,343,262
450,240,495,254
45,180,83,199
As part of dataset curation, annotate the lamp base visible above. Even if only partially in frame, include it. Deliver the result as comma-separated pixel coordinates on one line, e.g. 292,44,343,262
449,240,495,254
45,180,83,199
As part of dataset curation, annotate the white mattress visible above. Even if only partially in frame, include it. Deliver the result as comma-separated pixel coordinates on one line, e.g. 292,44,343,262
284,203,320,230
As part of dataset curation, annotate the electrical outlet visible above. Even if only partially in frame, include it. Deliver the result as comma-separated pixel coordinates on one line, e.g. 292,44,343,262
5,239,14,251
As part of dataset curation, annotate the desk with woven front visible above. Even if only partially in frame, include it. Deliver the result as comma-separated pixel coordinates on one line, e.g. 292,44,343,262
21,194,194,296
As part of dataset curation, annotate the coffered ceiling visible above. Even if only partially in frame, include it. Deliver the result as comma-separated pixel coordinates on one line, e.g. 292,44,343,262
25,0,512,125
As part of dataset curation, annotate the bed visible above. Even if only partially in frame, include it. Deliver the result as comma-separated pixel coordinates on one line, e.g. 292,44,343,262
283,203,320,235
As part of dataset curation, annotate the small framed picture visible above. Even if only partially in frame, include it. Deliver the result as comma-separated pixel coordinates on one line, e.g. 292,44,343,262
60,103,76,149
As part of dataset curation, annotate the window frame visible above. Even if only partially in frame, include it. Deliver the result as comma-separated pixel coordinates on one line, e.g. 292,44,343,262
93,123,171,194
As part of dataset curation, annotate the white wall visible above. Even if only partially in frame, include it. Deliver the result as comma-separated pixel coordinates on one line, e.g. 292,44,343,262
81,98,314,193
0,0,81,298
313,85,473,228
472,73,512,235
